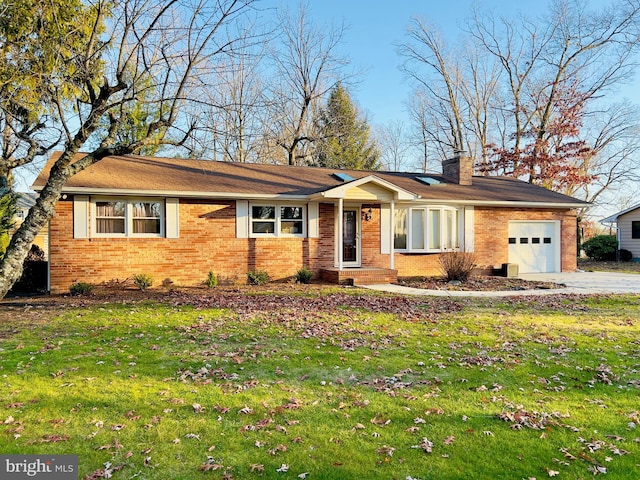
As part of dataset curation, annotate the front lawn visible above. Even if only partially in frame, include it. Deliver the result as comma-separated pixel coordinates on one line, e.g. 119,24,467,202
1,288,639,479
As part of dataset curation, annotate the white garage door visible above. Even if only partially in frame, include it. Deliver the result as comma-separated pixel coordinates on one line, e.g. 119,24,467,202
508,221,560,273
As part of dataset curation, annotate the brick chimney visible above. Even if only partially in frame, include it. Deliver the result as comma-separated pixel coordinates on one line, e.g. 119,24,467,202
442,155,473,186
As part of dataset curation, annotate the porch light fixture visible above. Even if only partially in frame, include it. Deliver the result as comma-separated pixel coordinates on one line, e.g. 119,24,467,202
362,207,372,222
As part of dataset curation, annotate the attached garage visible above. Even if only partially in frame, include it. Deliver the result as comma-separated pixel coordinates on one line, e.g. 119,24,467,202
508,221,561,273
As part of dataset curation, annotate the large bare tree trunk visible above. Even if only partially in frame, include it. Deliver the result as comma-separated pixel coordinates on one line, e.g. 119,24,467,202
0,170,68,297
0,0,256,298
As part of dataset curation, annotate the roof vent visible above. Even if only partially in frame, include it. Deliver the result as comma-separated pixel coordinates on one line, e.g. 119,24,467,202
416,176,442,186
333,172,354,182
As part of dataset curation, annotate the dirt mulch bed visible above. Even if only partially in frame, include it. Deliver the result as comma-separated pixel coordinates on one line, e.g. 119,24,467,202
396,275,560,291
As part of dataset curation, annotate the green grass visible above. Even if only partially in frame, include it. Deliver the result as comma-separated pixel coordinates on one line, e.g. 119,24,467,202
1,291,639,479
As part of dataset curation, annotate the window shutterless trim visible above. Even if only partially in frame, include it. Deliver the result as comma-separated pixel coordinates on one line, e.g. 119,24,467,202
249,203,306,238
90,197,165,238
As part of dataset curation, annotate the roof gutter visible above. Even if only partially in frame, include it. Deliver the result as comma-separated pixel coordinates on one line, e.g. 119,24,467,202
33,186,589,209
32,186,312,201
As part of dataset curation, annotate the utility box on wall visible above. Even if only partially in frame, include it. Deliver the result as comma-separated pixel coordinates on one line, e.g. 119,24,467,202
501,263,519,278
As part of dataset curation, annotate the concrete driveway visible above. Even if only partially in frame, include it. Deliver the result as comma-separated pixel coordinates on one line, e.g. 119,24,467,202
363,271,640,297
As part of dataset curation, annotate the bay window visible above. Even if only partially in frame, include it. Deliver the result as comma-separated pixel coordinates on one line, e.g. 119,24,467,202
250,204,305,237
394,206,461,252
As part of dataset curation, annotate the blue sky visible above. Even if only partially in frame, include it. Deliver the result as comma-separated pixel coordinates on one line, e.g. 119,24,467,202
278,0,543,126
16,0,637,195
269,0,638,128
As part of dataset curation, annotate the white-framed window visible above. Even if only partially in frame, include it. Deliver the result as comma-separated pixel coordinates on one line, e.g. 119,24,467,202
394,206,460,252
92,198,164,237
250,203,305,237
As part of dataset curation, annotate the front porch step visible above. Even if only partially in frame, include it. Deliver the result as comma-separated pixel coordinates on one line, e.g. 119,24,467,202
321,267,398,285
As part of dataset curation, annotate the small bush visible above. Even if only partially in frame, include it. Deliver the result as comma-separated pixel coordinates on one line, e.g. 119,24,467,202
618,249,633,262
582,235,617,261
69,282,93,296
133,273,153,291
295,267,313,284
206,271,218,288
247,270,269,285
439,250,476,282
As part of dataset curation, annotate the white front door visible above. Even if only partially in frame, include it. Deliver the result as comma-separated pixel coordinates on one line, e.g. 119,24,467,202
508,221,560,273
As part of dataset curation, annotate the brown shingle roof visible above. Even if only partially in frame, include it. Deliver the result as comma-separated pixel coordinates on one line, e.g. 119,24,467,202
32,152,589,206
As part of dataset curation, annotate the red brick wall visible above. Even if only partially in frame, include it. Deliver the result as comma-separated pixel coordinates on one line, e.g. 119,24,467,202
390,207,578,277
49,199,335,293
48,199,578,293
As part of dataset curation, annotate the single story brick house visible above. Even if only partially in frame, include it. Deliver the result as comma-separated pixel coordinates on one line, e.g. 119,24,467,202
600,203,640,261
32,152,589,293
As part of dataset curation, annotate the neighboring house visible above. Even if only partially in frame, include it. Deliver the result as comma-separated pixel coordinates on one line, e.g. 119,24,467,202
15,192,49,258
32,152,589,294
600,203,640,261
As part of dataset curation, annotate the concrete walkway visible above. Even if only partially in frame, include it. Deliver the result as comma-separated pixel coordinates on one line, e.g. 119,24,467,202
363,271,640,297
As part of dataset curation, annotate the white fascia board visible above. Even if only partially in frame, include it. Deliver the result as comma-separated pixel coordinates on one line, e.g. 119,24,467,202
40,185,588,208
600,203,640,224
394,199,590,209
46,186,311,201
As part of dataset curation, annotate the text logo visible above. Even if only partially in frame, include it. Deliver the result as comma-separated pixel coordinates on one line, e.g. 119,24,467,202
1,455,77,480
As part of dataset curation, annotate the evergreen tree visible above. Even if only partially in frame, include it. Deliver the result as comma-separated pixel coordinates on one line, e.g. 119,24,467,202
315,84,380,170
0,193,17,258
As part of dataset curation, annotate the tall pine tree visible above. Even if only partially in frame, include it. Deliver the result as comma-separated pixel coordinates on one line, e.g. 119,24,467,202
315,84,380,170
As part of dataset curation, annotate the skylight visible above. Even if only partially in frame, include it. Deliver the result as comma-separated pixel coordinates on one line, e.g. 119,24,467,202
416,176,442,186
333,172,355,182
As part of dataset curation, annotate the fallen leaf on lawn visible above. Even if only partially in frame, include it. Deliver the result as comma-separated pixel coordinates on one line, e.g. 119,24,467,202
371,416,391,426
443,436,455,445
199,462,224,471
250,464,264,472
411,437,433,453
269,444,287,455
298,473,309,479
376,445,395,456
40,434,69,443
185,433,200,440
547,469,559,477
589,465,608,474
239,406,254,415
111,424,125,431
352,423,366,430
276,464,289,472
192,403,205,413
